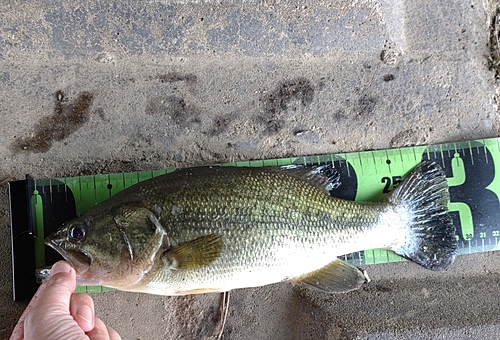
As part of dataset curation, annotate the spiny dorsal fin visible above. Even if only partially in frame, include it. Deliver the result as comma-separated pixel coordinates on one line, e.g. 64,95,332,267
280,164,341,193
164,234,224,270
293,259,370,293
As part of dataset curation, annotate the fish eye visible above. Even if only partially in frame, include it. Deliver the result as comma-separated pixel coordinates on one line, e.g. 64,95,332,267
68,223,86,242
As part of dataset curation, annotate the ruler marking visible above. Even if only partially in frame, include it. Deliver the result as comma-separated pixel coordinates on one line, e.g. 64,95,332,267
385,150,391,173
468,141,474,165
49,179,53,204
93,176,97,202
64,178,68,203
440,144,445,168
345,154,351,177
78,177,82,202
358,152,364,176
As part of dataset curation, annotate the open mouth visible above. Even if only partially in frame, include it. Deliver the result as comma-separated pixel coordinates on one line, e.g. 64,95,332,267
45,237,92,274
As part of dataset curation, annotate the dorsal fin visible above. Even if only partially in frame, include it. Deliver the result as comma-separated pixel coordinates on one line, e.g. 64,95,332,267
280,164,341,193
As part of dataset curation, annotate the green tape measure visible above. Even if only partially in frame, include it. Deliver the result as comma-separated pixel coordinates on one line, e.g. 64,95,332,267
10,137,500,299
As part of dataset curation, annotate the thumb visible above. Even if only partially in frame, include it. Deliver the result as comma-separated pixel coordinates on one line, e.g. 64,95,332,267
10,261,76,340
35,260,76,312
23,261,81,339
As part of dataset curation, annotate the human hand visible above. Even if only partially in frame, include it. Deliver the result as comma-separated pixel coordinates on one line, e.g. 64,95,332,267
10,261,121,340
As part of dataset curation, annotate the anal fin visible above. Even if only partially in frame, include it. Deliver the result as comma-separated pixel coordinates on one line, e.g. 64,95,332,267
294,259,370,293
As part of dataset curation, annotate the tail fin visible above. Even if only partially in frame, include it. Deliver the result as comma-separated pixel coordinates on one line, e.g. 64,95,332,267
386,161,457,271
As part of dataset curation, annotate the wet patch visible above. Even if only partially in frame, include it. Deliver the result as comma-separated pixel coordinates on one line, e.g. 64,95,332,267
207,115,233,136
260,78,314,134
148,72,197,86
145,95,200,127
117,73,198,86
356,95,377,115
14,91,93,153
333,109,348,120
162,294,223,340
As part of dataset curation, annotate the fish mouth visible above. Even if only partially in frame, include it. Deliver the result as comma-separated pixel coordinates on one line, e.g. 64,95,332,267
45,237,92,275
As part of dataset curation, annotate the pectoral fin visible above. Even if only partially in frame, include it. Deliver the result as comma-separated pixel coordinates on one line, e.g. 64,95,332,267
294,259,370,293
164,234,224,270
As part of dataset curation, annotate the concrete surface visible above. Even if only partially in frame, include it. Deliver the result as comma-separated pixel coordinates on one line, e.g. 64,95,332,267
1,0,499,339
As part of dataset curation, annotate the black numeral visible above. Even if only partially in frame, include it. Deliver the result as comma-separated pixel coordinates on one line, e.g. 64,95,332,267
381,176,402,193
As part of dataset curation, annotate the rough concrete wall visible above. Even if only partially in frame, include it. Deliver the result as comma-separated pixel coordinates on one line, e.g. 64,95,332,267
0,1,496,178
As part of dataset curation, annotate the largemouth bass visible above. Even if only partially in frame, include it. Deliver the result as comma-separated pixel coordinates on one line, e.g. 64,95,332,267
45,161,457,295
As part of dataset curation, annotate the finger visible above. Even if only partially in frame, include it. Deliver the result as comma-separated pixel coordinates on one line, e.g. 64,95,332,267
9,281,47,340
10,261,76,340
34,261,76,313
107,325,122,340
10,261,74,340
87,317,111,340
70,292,95,332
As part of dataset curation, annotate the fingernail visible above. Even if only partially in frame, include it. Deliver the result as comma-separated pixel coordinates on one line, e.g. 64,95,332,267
77,305,93,326
50,261,72,276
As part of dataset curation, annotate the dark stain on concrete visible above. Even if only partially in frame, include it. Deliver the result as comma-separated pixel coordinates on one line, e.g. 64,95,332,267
195,304,218,339
120,73,197,86
145,95,200,127
383,74,395,82
260,77,314,134
149,72,197,86
356,95,377,115
333,109,348,120
207,115,233,136
14,91,93,153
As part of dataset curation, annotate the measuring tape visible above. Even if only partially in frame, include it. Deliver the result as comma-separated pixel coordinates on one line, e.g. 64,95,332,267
9,137,500,300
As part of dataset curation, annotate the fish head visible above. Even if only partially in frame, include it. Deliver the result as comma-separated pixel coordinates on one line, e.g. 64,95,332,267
45,205,158,288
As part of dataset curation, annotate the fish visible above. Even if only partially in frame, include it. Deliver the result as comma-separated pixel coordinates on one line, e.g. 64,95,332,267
45,160,457,295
